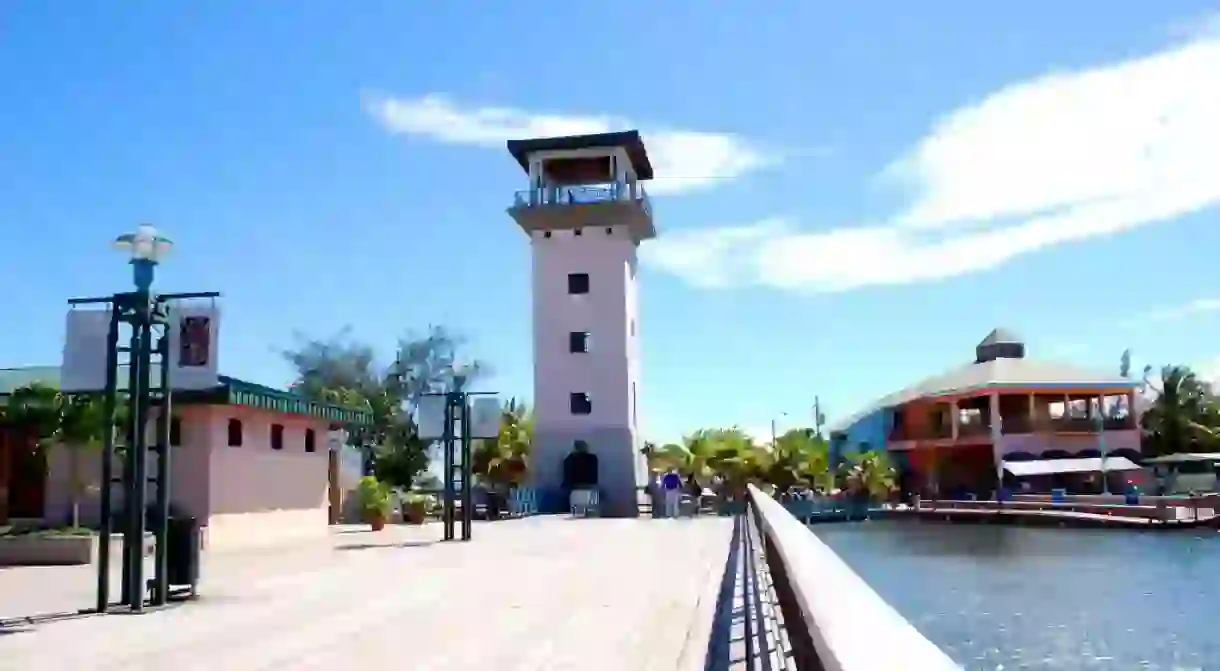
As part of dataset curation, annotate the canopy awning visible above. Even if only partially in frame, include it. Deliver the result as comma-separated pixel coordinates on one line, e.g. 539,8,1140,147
1002,456,1142,477
1142,452,1220,465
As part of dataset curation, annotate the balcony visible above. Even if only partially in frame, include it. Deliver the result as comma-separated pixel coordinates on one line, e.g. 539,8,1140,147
957,421,991,439
508,181,656,240
890,425,952,441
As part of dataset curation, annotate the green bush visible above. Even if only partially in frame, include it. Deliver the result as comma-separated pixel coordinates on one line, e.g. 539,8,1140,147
356,476,392,517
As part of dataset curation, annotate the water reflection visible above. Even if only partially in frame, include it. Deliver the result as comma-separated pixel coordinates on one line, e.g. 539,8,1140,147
813,520,1220,670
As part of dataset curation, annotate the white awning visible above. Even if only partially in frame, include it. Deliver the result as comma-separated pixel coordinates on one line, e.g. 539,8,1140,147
1142,452,1220,464
1002,456,1142,477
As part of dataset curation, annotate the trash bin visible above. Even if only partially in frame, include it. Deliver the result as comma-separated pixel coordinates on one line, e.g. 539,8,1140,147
166,516,200,589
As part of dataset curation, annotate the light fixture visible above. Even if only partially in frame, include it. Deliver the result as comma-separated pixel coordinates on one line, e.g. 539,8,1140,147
113,224,173,263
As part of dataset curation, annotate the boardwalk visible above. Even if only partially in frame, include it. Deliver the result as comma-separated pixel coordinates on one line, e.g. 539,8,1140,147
0,517,733,671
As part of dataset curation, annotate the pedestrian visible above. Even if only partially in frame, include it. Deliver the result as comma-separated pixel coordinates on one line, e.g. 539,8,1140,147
662,468,683,518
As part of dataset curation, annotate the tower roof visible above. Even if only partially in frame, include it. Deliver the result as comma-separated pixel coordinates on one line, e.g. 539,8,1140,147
977,327,1023,348
506,130,654,180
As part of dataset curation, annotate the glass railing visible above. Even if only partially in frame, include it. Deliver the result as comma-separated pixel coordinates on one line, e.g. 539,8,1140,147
512,181,651,214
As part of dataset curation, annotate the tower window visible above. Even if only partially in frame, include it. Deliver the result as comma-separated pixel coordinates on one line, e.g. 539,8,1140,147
570,392,592,415
569,331,590,353
305,428,316,453
227,418,243,447
573,227,583,236
170,416,182,446
271,423,285,451
543,231,552,239
605,227,613,235
568,273,589,295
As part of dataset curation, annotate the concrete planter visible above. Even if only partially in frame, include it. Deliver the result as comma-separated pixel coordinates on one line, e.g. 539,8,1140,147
0,532,154,566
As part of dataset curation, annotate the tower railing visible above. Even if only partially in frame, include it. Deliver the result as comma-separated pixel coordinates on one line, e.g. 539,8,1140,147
512,180,651,216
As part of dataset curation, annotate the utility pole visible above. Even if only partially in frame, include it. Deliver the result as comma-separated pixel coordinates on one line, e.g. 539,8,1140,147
813,396,825,437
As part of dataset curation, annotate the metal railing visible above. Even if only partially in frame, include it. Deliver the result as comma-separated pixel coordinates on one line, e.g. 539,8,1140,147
745,484,960,671
512,181,652,215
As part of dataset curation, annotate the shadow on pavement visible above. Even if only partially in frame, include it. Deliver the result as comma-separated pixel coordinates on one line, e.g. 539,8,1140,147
335,540,439,552
702,515,743,671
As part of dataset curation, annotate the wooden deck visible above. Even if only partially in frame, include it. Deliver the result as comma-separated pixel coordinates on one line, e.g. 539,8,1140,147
0,517,734,670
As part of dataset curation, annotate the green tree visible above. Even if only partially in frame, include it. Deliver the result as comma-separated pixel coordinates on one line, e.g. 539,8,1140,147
472,397,532,490
1140,364,1220,456
4,383,119,527
842,450,897,503
283,326,486,489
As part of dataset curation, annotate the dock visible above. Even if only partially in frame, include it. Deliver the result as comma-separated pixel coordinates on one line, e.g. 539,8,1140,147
906,498,1220,529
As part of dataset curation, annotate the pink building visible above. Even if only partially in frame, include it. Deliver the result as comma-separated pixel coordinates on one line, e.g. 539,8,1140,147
3,369,371,551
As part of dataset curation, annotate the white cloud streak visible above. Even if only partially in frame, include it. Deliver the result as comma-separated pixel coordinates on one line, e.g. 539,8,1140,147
643,33,1220,292
363,93,776,195
1132,297,1220,325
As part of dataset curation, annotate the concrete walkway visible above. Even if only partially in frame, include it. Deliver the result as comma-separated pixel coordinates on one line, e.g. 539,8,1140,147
0,517,732,670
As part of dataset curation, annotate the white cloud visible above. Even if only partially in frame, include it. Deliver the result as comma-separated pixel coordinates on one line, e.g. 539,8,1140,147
1131,297,1220,325
363,93,775,195
644,35,1220,292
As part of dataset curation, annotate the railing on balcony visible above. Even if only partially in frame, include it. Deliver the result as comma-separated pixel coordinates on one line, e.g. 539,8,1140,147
512,181,651,215
890,425,952,441
957,421,991,438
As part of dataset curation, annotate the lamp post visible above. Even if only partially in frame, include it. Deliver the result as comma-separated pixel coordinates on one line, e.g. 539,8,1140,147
70,224,218,615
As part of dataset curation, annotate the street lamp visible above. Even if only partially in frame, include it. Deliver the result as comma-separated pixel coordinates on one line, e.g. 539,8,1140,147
70,223,218,615
113,224,173,292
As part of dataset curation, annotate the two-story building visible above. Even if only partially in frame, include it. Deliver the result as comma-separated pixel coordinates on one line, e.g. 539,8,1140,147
829,329,1142,497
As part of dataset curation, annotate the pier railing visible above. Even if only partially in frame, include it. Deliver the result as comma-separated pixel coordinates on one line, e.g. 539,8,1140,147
745,484,960,671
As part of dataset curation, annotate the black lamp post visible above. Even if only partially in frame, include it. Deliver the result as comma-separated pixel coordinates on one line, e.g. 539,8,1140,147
68,224,218,614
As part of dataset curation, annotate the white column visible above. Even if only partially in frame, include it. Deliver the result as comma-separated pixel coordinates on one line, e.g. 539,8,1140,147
989,393,1003,488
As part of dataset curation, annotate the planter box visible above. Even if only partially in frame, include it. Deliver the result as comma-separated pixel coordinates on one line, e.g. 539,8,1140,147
0,532,154,566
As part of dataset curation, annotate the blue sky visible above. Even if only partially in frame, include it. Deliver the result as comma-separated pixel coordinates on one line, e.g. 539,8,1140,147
3,2,1220,443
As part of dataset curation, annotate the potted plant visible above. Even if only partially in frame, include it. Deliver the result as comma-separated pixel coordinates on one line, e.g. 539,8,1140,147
402,493,429,525
356,476,392,531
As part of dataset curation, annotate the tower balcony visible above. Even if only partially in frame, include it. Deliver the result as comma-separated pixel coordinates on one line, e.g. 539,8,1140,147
508,180,655,241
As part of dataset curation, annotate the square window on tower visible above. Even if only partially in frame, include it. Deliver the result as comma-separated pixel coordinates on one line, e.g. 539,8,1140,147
569,331,590,353
568,272,590,295
570,392,592,415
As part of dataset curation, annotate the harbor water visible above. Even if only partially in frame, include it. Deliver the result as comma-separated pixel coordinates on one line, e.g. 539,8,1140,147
813,520,1220,670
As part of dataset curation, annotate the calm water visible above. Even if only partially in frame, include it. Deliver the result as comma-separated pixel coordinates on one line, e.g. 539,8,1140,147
813,521,1220,670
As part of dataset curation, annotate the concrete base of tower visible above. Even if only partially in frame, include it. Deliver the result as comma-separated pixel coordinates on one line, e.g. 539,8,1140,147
529,426,642,518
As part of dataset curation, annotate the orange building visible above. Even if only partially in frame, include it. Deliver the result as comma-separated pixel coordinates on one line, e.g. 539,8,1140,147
830,329,1141,497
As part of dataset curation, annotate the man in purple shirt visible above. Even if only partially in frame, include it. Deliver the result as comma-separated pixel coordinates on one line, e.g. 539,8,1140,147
661,468,683,518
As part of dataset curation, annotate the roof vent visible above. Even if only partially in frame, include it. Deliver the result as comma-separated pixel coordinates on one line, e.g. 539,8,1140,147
975,327,1026,363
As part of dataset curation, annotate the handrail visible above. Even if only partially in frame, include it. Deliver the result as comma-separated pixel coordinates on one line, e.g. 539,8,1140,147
746,485,960,671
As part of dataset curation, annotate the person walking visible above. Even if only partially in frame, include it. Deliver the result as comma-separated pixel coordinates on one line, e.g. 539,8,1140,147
662,468,683,518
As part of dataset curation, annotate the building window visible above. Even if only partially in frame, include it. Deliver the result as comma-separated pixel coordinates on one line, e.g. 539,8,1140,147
271,424,285,451
573,227,583,236
568,272,589,295
605,227,613,235
543,231,552,239
569,331,590,353
227,418,243,447
305,428,316,453
570,392,592,415
170,416,182,447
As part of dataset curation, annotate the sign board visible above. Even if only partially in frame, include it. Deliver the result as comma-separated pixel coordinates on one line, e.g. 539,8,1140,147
61,309,113,392
470,396,502,439
166,302,221,390
417,395,448,440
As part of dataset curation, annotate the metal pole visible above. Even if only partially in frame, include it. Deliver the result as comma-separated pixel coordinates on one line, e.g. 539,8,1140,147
130,314,153,611
121,319,141,607
442,395,455,541
96,303,120,613
461,393,473,541
152,321,172,605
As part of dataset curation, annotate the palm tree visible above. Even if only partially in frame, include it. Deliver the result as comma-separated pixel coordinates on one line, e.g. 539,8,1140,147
1140,365,1220,456
472,398,532,489
842,451,898,503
